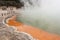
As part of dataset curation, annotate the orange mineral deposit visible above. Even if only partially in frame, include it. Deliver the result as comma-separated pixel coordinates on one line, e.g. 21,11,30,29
7,16,60,40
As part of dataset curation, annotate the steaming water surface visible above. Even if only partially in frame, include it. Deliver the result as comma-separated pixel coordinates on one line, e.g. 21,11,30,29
17,0,60,35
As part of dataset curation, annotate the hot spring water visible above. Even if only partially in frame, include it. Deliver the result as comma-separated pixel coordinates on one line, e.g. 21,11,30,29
17,0,60,35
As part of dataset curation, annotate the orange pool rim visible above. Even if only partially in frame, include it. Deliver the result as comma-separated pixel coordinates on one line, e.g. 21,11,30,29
7,16,60,40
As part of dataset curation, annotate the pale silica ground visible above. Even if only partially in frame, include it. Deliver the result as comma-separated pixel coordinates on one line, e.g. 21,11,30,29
0,7,35,40
0,25,35,40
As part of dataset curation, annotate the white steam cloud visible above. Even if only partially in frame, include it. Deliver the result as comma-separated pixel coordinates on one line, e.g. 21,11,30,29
18,0,60,35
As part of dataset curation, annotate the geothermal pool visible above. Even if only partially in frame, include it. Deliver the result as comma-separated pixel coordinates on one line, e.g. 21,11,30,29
17,0,60,35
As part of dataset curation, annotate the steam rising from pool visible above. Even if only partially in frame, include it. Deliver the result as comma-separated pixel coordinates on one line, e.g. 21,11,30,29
18,0,60,35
